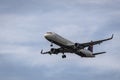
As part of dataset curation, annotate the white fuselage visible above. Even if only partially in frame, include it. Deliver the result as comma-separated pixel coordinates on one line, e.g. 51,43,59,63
44,32,74,47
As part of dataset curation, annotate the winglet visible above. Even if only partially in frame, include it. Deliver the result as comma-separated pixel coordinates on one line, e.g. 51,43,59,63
111,34,114,39
41,49,43,54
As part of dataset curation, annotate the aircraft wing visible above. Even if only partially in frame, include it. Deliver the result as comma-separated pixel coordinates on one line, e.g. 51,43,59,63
41,48,72,55
80,34,113,47
41,49,51,54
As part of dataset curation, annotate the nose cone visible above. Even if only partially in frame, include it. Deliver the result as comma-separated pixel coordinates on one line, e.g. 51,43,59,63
44,33,50,38
44,32,54,39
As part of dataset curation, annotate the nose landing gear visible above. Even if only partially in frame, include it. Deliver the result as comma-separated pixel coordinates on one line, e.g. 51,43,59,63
50,42,53,47
50,44,53,47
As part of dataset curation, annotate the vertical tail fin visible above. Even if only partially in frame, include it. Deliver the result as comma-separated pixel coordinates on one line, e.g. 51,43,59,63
88,44,93,52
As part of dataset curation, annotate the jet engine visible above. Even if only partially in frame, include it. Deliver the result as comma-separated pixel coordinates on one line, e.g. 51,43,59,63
50,48,59,54
74,43,84,49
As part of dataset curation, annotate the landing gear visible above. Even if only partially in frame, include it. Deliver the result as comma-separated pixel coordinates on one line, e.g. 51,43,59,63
50,42,53,47
62,54,66,58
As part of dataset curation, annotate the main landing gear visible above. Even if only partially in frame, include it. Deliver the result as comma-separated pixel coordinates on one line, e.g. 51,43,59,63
62,54,66,58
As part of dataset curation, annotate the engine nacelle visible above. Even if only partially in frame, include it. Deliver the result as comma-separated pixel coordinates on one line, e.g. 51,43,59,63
74,43,84,49
50,48,59,54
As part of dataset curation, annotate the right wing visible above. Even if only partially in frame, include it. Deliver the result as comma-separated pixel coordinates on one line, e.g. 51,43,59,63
80,34,113,48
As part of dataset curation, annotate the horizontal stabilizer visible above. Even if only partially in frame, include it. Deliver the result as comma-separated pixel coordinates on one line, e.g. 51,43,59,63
93,52,106,55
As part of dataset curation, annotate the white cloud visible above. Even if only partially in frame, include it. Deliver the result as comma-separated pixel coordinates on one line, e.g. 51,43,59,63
75,0,113,4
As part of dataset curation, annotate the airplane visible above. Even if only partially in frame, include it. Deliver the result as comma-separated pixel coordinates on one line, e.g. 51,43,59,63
41,32,113,58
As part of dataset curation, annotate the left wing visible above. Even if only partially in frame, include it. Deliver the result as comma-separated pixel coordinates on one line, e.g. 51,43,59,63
41,49,51,54
41,48,72,55
80,34,114,47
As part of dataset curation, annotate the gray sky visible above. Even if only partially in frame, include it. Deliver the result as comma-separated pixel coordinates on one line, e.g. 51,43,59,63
0,0,120,80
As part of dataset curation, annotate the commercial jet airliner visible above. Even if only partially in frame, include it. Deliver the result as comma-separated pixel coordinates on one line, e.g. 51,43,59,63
41,32,113,58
